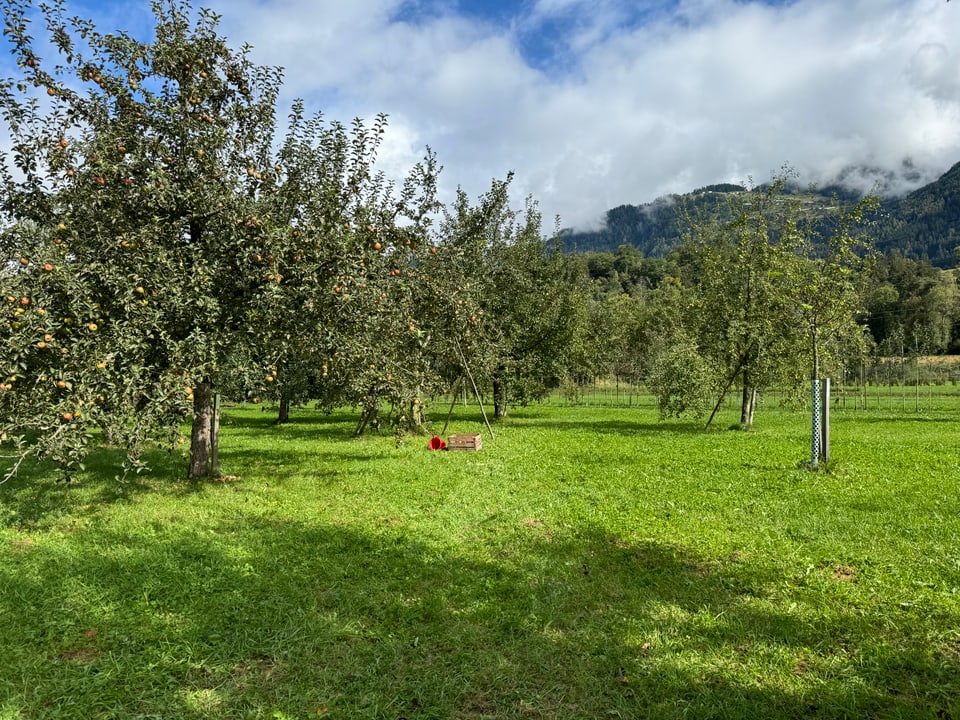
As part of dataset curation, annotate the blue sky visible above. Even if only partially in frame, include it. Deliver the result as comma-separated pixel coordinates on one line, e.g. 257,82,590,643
6,0,960,229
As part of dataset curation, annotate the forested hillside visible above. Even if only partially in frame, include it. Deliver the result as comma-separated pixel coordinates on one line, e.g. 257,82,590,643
560,163,960,268
876,161,960,266
557,184,744,256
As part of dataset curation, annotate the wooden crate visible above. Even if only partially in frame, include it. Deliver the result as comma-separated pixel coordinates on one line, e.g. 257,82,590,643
447,433,482,451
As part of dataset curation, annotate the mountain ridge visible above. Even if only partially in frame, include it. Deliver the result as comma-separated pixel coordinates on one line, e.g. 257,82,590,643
559,161,960,267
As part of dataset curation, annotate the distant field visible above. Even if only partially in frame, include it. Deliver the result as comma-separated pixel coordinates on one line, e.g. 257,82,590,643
541,375,960,413
1,402,959,719
917,355,960,365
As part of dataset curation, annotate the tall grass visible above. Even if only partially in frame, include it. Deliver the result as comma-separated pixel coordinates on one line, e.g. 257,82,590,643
1,400,959,719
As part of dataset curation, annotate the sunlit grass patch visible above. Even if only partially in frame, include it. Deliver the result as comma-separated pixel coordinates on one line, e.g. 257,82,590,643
2,401,959,718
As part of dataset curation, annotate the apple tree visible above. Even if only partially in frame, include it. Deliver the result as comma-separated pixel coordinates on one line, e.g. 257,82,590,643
243,105,442,428
679,174,804,429
485,207,582,419
0,0,301,479
783,195,878,465
425,176,584,420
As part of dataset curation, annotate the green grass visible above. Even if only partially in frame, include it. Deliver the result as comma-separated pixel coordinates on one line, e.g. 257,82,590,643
2,400,960,719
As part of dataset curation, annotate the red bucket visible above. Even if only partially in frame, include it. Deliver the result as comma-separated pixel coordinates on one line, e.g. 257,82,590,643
427,436,447,451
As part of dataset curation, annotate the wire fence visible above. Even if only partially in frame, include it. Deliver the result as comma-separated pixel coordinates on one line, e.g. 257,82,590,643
429,358,960,416
541,381,960,411
532,358,960,415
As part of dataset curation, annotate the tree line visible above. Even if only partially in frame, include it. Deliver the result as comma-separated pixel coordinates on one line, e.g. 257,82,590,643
579,244,960,359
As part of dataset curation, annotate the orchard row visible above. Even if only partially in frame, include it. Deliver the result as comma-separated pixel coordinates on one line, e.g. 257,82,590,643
0,0,578,479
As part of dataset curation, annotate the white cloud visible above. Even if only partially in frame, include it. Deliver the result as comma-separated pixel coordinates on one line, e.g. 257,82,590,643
907,42,960,102
8,0,960,230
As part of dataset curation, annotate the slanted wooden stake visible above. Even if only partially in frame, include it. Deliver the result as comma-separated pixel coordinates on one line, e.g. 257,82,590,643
455,339,494,441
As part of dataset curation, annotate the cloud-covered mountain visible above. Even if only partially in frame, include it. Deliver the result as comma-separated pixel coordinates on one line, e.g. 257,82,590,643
559,161,960,268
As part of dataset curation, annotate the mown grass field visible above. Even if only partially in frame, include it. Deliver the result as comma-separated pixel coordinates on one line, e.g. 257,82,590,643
1,398,959,719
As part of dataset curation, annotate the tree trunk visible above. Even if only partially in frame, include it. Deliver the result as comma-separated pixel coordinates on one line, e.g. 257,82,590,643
355,389,380,437
189,381,213,479
812,325,820,382
493,372,507,420
410,399,423,430
705,358,745,430
739,370,756,428
277,392,290,424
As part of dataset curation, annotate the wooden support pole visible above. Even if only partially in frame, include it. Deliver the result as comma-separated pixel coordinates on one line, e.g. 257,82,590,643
441,377,462,436
456,339,494,441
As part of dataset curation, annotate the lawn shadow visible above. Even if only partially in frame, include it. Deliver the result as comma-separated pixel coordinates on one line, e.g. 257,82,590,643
0,444,189,530
222,406,364,440
502,413,711,437
832,412,959,425
0,410,386,529
500,403,760,436
1,514,955,719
